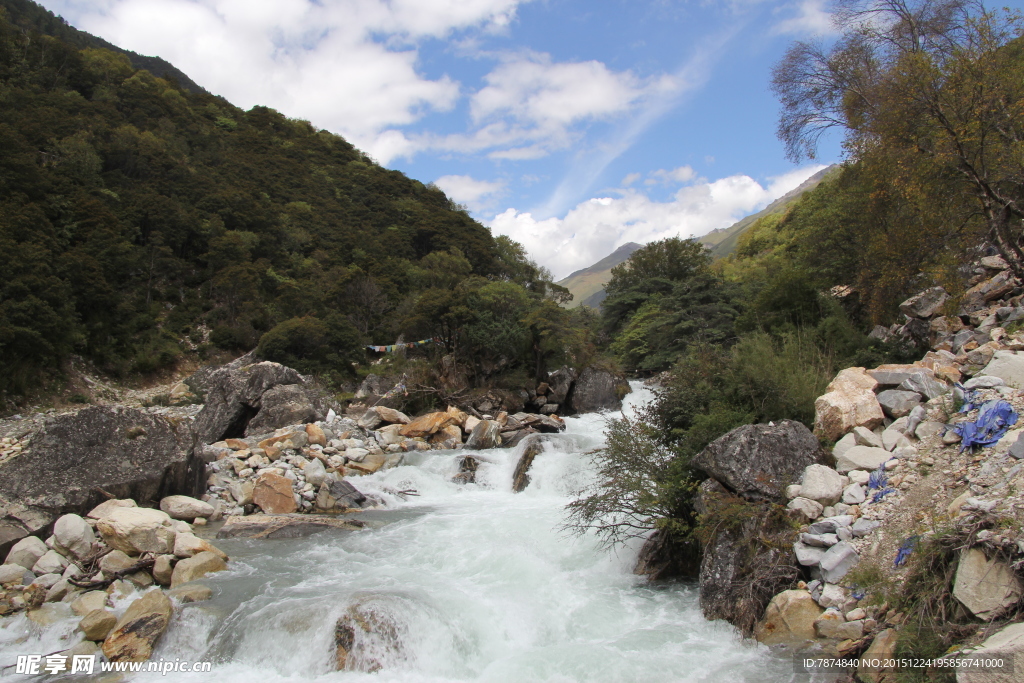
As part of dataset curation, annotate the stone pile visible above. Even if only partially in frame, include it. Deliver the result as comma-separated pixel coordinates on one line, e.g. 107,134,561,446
201,404,567,518
0,495,228,667
753,266,1024,669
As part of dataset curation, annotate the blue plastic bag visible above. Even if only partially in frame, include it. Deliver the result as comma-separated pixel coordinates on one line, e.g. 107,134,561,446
954,399,1018,451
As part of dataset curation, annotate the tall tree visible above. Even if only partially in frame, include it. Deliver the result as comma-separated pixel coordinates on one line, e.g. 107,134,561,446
772,0,1024,274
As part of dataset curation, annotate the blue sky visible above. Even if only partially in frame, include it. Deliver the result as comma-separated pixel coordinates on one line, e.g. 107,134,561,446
38,0,1024,278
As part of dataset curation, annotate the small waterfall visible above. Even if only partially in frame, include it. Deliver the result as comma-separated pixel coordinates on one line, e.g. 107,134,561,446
1,383,803,682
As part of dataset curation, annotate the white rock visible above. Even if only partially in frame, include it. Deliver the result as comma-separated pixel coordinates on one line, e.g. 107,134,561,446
95,508,176,556
853,426,883,449
345,448,369,462
842,483,866,505
5,536,47,570
847,470,870,485
0,563,32,585
787,497,824,522
817,583,848,609
980,351,1024,389
86,499,137,520
303,459,327,487
800,464,847,505
832,432,857,460
33,549,69,575
819,542,859,583
52,514,95,561
835,446,891,473
794,541,826,567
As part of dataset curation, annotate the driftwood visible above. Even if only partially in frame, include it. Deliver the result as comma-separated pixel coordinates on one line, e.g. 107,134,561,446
68,558,155,590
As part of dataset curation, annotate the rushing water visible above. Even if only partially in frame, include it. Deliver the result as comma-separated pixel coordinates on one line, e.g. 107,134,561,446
1,382,807,682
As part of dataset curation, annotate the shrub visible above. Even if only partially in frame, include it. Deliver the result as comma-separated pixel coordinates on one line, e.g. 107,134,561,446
256,314,362,379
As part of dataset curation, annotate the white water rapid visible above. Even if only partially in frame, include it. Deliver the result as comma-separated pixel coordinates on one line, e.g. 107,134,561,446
1,382,806,682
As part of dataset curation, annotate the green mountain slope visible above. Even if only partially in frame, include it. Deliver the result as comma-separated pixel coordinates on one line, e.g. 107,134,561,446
557,242,642,308
1,0,207,93
0,1,509,396
697,165,836,258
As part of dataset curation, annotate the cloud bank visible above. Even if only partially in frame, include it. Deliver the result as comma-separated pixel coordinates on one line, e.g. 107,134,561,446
489,165,827,280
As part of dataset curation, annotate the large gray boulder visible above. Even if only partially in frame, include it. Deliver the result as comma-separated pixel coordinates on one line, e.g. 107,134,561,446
546,366,577,405
692,420,824,501
899,286,948,319
696,479,798,634
953,547,1022,620
191,360,325,445
981,351,1024,389
0,407,202,557
567,367,630,414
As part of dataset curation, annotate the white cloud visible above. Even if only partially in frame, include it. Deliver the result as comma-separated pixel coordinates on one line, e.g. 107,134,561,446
646,165,697,185
433,174,505,212
489,165,827,280
49,0,529,163
774,0,836,36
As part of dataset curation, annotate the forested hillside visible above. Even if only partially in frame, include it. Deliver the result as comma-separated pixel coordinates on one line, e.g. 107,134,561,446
0,1,586,403
571,0,1024,591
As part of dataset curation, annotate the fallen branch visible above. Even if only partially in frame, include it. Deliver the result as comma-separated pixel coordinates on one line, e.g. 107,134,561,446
68,558,155,590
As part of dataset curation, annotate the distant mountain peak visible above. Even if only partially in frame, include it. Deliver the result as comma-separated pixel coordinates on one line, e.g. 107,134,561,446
557,242,643,309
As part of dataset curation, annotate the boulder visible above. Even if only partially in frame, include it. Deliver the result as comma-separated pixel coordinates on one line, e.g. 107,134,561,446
172,532,227,560
373,407,409,425
696,480,798,634
170,550,227,588
956,622,1024,683
0,407,201,558
899,286,949,319
852,425,883,448
754,590,822,645
5,535,47,570
813,368,884,441
842,483,866,505
980,351,1024,389
216,514,364,540
71,590,108,616
167,583,213,603
347,452,387,474
101,589,174,662
246,384,320,435
787,497,824,522
511,437,546,493
964,270,1016,309
898,373,949,400
876,390,922,419
0,563,31,585
314,480,367,511
305,423,328,446
568,367,629,414
33,549,69,575
228,480,254,506
547,366,577,404
95,508,176,556
303,459,327,488
152,555,175,585
835,446,891,474
866,364,934,387
953,547,1022,620
833,432,857,460
52,514,95,561
794,541,826,566
399,412,453,438
79,608,117,641
191,360,311,445
356,410,382,430
98,550,136,575
858,629,899,683
464,420,502,450
159,495,214,521
818,541,859,583
253,472,298,514
87,499,137,520
693,421,823,501
799,464,847,505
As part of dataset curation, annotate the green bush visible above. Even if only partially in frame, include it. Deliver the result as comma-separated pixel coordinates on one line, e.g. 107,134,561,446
256,314,363,379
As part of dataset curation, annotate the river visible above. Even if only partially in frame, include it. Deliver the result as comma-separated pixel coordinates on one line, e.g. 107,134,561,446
1,382,805,682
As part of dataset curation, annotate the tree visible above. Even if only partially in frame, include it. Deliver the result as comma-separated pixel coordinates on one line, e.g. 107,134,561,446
772,0,1024,274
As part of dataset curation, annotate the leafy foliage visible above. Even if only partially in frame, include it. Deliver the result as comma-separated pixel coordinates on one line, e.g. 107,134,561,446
0,6,593,399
